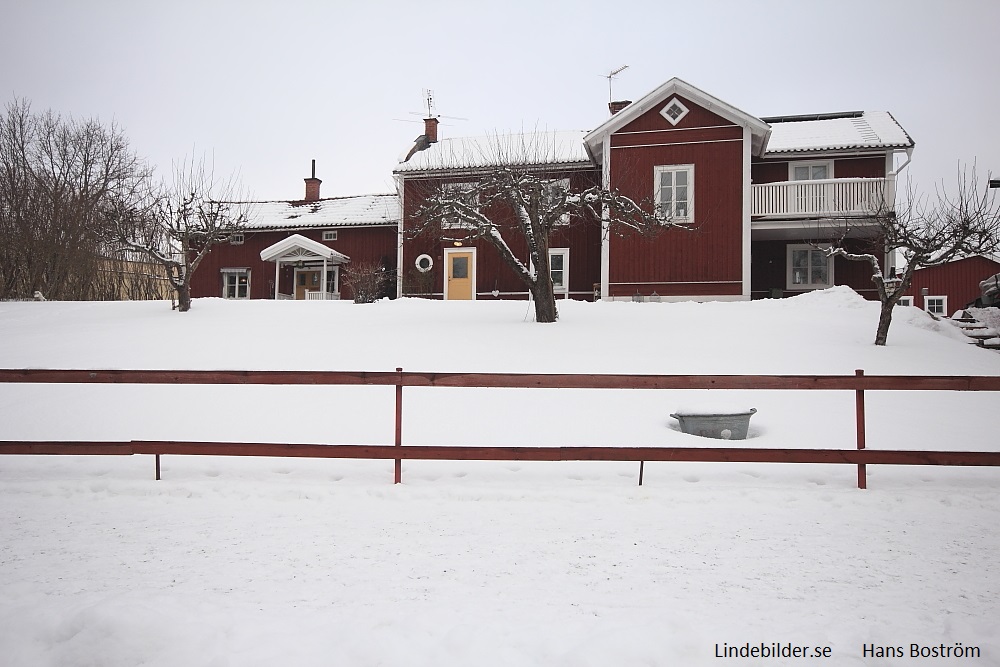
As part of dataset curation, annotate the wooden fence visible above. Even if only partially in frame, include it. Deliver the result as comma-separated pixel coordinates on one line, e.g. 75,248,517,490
2,368,999,489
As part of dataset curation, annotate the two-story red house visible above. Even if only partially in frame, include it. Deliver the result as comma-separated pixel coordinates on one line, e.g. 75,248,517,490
196,77,914,306
392,77,913,303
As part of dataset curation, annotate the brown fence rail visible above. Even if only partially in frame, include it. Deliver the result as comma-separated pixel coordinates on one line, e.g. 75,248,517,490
2,368,999,489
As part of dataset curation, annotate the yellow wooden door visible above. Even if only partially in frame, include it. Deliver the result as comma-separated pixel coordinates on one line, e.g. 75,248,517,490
446,252,473,300
295,270,321,300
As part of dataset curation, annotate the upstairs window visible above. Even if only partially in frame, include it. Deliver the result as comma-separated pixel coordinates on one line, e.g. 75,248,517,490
441,182,479,229
786,245,833,290
541,178,571,225
790,161,833,181
654,165,694,221
230,233,244,245
322,230,338,241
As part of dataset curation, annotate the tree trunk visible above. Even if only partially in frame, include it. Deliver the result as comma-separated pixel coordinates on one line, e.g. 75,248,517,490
874,300,894,346
530,283,558,323
176,284,192,312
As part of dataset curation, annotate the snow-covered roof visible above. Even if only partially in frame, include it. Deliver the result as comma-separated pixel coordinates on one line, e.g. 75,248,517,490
763,111,913,154
394,130,592,173
242,194,399,230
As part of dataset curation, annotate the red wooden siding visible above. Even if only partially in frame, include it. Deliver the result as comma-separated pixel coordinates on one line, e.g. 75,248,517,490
607,111,745,297
904,256,1000,313
401,168,602,299
191,226,397,300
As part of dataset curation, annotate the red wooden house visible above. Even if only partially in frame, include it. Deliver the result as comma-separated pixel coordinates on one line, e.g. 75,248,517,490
899,255,1000,315
190,166,399,301
393,77,914,303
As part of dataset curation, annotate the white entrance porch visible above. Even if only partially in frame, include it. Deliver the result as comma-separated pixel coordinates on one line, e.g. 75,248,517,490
259,234,350,300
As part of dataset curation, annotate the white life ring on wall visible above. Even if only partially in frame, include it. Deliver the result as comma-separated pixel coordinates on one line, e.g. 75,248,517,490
415,254,434,273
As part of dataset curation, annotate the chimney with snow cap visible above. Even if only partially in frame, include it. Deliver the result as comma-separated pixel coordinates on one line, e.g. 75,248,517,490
609,100,632,115
424,117,439,143
304,159,322,201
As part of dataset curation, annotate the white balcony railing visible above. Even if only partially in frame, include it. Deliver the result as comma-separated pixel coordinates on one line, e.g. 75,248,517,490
752,177,891,218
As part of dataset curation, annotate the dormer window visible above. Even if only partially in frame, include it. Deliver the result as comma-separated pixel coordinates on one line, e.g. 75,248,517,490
660,97,690,126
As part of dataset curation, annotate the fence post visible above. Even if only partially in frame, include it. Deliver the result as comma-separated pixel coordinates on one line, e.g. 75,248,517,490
155,454,161,481
394,367,403,484
638,460,644,486
855,369,867,490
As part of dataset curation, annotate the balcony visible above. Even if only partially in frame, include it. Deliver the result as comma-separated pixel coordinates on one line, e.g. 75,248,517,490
752,177,891,219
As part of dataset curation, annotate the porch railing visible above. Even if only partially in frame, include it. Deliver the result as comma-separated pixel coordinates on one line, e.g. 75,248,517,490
752,177,890,218
304,291,340,300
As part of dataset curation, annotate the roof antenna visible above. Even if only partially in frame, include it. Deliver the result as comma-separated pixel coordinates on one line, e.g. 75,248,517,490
604,64,629,103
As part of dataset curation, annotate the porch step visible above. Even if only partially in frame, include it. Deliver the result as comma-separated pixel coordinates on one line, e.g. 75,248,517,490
948,310,1000,351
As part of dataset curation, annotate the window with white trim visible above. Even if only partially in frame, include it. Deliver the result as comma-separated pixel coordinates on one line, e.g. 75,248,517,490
541,178,571,225
654,165,694,221
221,269,250,299
549,248,569,294
786,245,833,290
230,233,244,245
322,230,338,241
924,296,947,316
896,296,914,307
441,182,479,229
789,161,833,181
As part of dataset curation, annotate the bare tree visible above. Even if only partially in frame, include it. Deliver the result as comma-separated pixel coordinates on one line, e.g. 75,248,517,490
826,168,1000,345
107,159,252,312
409,145,691,323
0,98,154,300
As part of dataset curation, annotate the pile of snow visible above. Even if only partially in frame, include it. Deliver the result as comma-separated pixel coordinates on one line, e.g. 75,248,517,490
1,289,998,666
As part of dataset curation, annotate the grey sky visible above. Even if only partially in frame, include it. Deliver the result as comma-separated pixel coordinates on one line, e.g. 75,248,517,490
3,0,998,201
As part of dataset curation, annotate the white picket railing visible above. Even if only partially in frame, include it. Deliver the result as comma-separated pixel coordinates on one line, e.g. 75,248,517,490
752,178,890,218
303,291,340,300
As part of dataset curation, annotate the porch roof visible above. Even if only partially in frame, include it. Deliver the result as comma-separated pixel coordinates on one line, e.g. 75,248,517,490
259,234,350,264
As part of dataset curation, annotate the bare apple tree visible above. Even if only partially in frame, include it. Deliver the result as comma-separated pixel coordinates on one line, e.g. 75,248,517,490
826,168,1000,345
409,140,691,323
107,158,252,312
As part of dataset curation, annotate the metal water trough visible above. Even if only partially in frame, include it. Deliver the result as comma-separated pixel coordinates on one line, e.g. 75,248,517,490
670,408,757,440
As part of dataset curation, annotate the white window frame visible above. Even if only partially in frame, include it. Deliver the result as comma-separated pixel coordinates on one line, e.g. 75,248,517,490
659,97,690,126
230,233,245,245
789,160,834,181
786,244,834,290
549,248,569,295
653,164,694,222
542,178,571,225
896,296,914,307
322,230,338,241
441,182,479,229
924,295,947,316
221,268,250,299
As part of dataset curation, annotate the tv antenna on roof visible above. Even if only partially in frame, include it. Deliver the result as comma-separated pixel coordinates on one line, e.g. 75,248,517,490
405,89,467,121
604,64,629,103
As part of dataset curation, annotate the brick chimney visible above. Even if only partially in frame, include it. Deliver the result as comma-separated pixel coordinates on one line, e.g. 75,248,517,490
609,100,632,115
304,159,322,202
424,117,439,143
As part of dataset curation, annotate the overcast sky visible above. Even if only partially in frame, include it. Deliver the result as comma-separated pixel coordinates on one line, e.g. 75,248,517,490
3,0,998,201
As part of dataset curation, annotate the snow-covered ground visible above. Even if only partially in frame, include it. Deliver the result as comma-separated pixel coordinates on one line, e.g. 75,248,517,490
1,289,998,666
